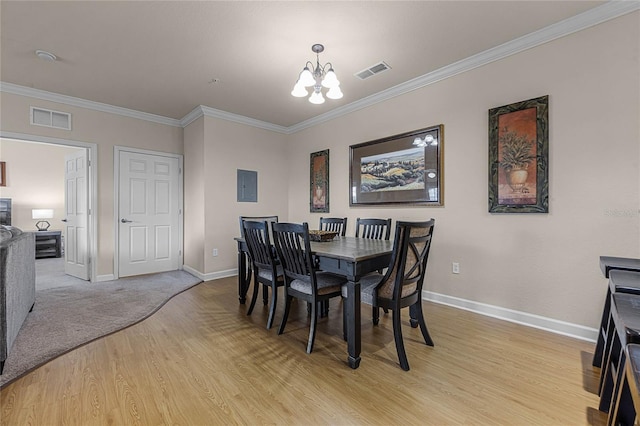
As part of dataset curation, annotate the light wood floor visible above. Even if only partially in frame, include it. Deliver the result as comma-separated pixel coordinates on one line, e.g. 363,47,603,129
1,276,607,425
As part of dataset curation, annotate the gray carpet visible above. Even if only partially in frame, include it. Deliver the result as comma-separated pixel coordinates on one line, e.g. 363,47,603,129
36,257,88,290
0,270,202,388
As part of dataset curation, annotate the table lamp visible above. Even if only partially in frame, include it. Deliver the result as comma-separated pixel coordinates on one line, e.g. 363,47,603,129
32,209,53,231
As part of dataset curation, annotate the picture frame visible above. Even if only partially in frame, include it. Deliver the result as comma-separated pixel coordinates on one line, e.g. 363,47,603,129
488,95,549,213
0,162,5,187
349,125,444,206
310,149,329,213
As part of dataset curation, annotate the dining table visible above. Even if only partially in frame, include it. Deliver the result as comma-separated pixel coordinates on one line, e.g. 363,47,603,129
235,235,394,369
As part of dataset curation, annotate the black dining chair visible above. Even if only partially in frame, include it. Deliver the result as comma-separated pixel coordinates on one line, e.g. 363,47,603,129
272,222,347,354
239,215,278,305
239,215,278,238
355,218,392,240
356,218,393,316
319,217,347,236
242,220,284,329
343,219,436,370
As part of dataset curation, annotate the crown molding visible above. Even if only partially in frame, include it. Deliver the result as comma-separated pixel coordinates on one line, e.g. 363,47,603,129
181,105,290,134
2,1,637,134
0,82,182,127
288,1,640,133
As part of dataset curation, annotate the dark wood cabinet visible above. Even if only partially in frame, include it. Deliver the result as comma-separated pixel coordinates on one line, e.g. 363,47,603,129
35,230,62,258
0,198,11,226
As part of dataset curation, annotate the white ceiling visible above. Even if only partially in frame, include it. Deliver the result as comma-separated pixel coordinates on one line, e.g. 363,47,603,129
0,1,612,128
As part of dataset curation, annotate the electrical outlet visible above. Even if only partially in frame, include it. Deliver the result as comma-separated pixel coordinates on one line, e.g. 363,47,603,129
213,248,218,257
452,262,460,274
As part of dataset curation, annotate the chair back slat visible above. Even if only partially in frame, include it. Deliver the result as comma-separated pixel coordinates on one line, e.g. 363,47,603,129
239,215,278,238
377,220,435,301
242,220,276,271
272,222,316,285
319,217,347,236
355,218,392,240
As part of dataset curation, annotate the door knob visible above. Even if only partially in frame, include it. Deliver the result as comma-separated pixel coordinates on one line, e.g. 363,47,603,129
121,218,133,223
61,219,68,222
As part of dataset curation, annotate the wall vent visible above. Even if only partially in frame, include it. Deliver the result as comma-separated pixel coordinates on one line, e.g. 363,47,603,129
30,106,71,130
355,61,391,80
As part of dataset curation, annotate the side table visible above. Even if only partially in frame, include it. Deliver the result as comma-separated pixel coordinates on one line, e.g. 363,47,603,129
34,230,62,258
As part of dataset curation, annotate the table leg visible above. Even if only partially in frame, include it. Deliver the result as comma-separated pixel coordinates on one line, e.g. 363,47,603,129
345,280,362,369
593,290,611,367
238,250,248,304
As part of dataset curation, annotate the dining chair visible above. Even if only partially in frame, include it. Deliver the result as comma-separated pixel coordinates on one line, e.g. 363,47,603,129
242,220,284,329
343,219,436,370
272,222,347,354
239,215,278,305
355,218,393,316
239,215,278,238
317,216,347,316
319,217,347,237
355,218,392,240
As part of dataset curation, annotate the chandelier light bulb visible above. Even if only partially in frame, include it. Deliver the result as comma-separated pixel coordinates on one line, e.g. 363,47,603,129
326,86,343,100
299,67,315,87
322,69,340,88
413,134,438,147
424,134,437,145
291,83,308,97
309,90,325,104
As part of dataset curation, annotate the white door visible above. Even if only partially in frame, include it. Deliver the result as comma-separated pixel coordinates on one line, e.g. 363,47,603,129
64,150,90,280
118,150,181,277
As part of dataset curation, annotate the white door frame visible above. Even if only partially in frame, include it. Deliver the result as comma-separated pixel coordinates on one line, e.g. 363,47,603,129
1,131,98,283
113,146,183,280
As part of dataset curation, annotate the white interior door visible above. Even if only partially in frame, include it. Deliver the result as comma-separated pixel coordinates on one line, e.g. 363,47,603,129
64,149,90,280
118,150,181,277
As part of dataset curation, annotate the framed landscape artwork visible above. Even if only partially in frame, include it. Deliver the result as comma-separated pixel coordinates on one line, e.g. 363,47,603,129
488,95,549,213
349,125,444,206
310,149,329,213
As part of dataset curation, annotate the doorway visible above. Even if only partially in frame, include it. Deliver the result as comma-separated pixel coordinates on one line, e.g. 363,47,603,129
0,132,98,283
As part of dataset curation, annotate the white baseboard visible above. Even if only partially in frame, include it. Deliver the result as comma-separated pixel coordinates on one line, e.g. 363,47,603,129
96,274,115,282
168,268,599,342
182,265,237,282
422,290,598,343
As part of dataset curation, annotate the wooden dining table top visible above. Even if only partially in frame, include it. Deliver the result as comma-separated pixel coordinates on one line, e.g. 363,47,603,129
309,236,393,262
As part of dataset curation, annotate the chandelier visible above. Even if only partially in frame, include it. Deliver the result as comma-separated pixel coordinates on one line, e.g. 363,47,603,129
413,134,438,147
291,44,343,104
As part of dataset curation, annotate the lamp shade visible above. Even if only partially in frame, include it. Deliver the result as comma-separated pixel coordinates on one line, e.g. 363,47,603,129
326,86,343,100
309,91,325,104
291,83,308,97
299,67,315,87
32,209,53,219
322,69,339,88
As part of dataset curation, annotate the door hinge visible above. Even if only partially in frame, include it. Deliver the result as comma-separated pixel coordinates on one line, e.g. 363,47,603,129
179,209,182,215
179,250,182,256
179,167,182,174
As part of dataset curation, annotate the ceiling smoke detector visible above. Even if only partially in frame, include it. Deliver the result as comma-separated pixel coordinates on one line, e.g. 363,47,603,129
35,50,57,61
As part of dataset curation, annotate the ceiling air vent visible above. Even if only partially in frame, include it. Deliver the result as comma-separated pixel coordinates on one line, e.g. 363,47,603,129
30,106,71,130
355,61,391,80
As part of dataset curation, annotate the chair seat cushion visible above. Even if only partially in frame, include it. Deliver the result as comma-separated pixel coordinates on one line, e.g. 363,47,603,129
341,273,383,305
291,272,346,295
340,272,418,304
257,265,284,282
